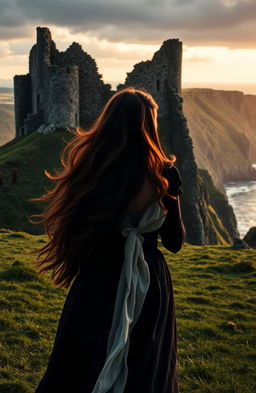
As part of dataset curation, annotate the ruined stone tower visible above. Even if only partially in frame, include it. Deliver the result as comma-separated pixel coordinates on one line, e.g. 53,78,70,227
14,27,231,245
119,39,182,105
14,27,111,136
119,40,209,244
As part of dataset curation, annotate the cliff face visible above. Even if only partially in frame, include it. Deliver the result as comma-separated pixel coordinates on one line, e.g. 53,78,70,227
182,88,256,190
199,169,239,240
8,29,242,244
0,104,15,146
158,88,234,244
120,40,227,245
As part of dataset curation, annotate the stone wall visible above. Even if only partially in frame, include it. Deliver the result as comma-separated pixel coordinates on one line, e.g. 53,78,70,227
24,111,43,135
120,39,182,118
14,26,111,135
13,27,238,244
54,42,111,125
29,28,52,121
48,65,79,127
14,74,32,136
161,88,206,244
120,39,232,244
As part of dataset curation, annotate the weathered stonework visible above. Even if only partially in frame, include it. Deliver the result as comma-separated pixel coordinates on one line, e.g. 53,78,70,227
14,27,111,137
14,74,32,136
119,46,217,245
13,26,238,245
119,39,182,118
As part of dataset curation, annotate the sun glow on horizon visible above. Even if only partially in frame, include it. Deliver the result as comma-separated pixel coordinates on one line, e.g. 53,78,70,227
1,26,256,93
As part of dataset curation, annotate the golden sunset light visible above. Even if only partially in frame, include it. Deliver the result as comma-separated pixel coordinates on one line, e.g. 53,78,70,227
1,0,256,93
1,2,256,393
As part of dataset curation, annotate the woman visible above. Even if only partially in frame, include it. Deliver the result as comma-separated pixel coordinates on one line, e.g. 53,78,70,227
33,87,186,393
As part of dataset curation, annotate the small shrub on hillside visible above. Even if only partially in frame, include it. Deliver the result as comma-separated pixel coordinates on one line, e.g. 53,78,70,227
0,261,41,283
230,261,254,273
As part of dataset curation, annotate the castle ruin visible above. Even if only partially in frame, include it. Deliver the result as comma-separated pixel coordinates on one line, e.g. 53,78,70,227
14,27,182,137
14,27,235,245
14,27,111,136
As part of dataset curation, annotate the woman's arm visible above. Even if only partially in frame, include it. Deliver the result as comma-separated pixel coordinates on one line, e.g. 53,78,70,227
159,195,186,253
159,165,186,253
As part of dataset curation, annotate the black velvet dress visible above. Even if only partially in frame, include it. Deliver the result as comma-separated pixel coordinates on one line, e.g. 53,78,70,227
35,165,185,393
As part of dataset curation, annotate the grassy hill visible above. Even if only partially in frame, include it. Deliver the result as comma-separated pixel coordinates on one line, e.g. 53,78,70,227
182,89,256,190
0,130,69,234
0,230,255,392
0,129,233,244
2,87,256,190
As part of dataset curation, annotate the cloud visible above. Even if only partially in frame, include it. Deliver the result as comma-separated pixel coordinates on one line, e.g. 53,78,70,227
0,42,14,57
184,56,214,63
8,40,35,55
0,0,255,48
0,25,34,41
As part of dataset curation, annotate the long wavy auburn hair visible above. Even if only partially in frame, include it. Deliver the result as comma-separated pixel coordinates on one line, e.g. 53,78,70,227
31,87,176,288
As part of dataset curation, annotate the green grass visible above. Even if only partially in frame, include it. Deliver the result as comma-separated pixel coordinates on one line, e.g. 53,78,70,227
0,231,255,392
0,130,70,234
168,244,256,393
199,169,238,242
0,128,231,245
0,230,66,393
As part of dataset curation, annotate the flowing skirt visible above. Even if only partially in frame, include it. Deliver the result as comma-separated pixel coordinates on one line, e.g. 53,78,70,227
35,235,179,393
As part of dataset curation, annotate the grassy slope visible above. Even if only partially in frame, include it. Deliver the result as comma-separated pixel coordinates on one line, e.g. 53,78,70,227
2,88,256,183
0,130,69,234
199,169,238,239
0,130,230,244
0,103,15,146
0,231,255,393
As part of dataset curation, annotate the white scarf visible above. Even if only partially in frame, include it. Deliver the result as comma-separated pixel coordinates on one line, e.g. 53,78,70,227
92,200,167,393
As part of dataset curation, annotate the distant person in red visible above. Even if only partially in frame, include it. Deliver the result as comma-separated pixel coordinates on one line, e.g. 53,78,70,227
12,169,18,184
0,171,3,185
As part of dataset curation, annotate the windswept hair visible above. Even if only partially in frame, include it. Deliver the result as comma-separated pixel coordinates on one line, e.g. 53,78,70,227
31,87,176,288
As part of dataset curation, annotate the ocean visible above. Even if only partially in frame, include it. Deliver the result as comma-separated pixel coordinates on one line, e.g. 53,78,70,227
224,165,256,237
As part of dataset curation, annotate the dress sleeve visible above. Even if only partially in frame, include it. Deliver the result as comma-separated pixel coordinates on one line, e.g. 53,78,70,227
164,165,183,197
159,165,186,252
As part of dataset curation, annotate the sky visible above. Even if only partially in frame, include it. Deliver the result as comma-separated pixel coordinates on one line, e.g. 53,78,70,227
0,0,256,93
